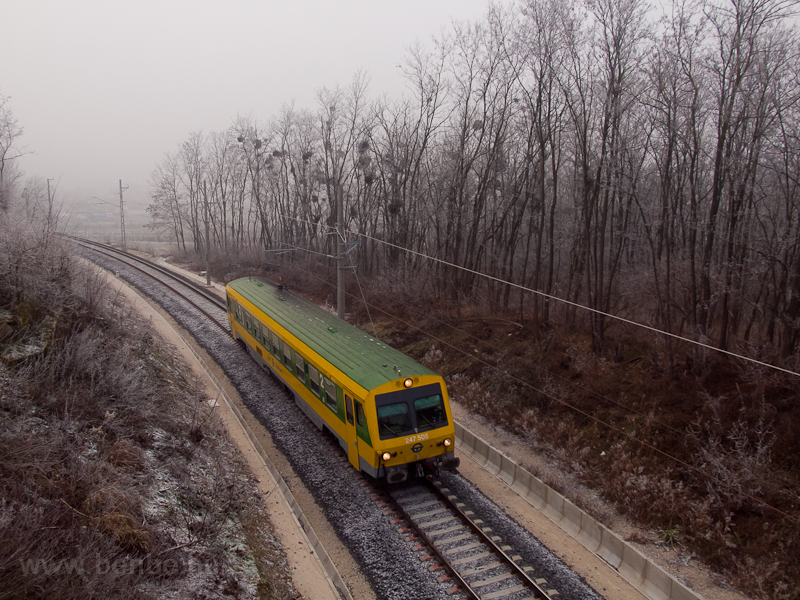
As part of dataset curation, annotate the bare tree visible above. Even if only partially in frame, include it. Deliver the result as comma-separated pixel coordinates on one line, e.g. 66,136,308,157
316,72,372,264
0,92,26,212
699,0,799,349
148,152,188,251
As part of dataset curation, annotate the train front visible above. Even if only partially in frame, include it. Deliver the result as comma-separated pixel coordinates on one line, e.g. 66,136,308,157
371,375,460,484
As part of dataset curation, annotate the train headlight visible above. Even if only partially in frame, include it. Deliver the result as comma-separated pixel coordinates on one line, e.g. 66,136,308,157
382,452,392,461
404,378,413,388
443,438,452,448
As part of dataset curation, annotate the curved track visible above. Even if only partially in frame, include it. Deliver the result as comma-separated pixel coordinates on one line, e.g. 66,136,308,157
75,239,605,600
74,238,228,329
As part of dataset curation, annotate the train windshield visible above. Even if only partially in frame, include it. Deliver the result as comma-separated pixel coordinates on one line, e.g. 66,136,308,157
377,402,412,438
414,394,446,431
375,383,449,440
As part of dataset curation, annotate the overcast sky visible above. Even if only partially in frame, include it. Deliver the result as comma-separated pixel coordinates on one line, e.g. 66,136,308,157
2,0,494,211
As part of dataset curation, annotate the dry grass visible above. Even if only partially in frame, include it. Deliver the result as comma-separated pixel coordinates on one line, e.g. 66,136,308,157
434,325,800,599
0,213,298,599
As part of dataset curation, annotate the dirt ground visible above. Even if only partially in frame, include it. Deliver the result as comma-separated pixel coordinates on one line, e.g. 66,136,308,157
106,256,751,600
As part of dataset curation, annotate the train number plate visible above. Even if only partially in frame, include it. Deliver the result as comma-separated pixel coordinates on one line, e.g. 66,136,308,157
405,433,428,445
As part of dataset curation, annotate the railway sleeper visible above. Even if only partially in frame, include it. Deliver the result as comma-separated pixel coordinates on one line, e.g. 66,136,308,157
471,571,516,589
481,583,528,600
460,560,503,576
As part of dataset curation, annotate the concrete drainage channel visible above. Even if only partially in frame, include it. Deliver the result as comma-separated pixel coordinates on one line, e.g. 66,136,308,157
215,384,353,600
455,425,701,600
169,317,353,599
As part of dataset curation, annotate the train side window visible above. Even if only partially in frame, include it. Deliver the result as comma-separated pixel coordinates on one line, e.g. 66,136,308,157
271,332,280,357
283,344,292,368
295,354,305,382
244,312,251,332
355,401,366,428
308,364,320,396
345,395,354,425
323,379,337,411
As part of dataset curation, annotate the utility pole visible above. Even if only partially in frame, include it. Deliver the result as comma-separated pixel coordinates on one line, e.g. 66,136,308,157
204,180,210,286
119,179,128,251
336,183,345,320
46,178,53,208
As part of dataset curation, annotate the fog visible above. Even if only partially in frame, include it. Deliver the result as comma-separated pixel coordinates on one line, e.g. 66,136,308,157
2,0,492,216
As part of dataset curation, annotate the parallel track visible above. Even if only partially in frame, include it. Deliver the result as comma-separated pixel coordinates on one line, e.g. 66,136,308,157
381,479,560,600
73,238,229,332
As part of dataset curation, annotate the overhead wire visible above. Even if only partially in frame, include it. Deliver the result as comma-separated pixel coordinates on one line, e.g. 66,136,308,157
348,278,689,440
275,212,800,378
347,228,800,379
290,261,793,521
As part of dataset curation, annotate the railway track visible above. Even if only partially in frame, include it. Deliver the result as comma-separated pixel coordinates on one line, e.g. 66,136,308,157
73,238,229,331
75,239,605,600
380,479,559,600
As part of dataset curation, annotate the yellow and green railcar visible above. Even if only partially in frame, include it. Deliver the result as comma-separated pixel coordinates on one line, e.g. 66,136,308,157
225,277,459,483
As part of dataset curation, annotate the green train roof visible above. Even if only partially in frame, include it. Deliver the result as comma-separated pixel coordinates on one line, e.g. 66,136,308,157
228,277,437,392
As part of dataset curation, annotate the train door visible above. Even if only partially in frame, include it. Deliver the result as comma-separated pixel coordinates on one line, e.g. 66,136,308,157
344,392,359,470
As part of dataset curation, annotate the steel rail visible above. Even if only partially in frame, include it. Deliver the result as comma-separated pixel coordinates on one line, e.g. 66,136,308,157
385,483,480,600
75,240,230,335
384,478,554,600
71,237,227,310
427,481,552,600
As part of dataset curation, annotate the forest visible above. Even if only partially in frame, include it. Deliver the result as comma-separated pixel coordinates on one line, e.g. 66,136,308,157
148,0,800,370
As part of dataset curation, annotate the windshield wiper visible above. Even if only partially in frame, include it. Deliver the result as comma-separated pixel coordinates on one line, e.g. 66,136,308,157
417,413,433,429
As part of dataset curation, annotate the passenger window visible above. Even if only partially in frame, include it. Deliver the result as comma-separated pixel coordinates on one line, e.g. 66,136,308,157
323,379,337,411
308,365,320,396
345,395,354,425
295,354,305,382
283,344,292,368
271,333,280,357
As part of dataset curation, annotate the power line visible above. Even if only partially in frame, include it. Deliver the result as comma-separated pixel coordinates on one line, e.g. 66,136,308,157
346,228,800,379
252,226,793,517
275,213,800,377
293,262,794,521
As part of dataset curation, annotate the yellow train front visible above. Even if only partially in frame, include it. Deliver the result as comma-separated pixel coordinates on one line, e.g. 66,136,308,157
226,276,458,483
365,375,459,484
